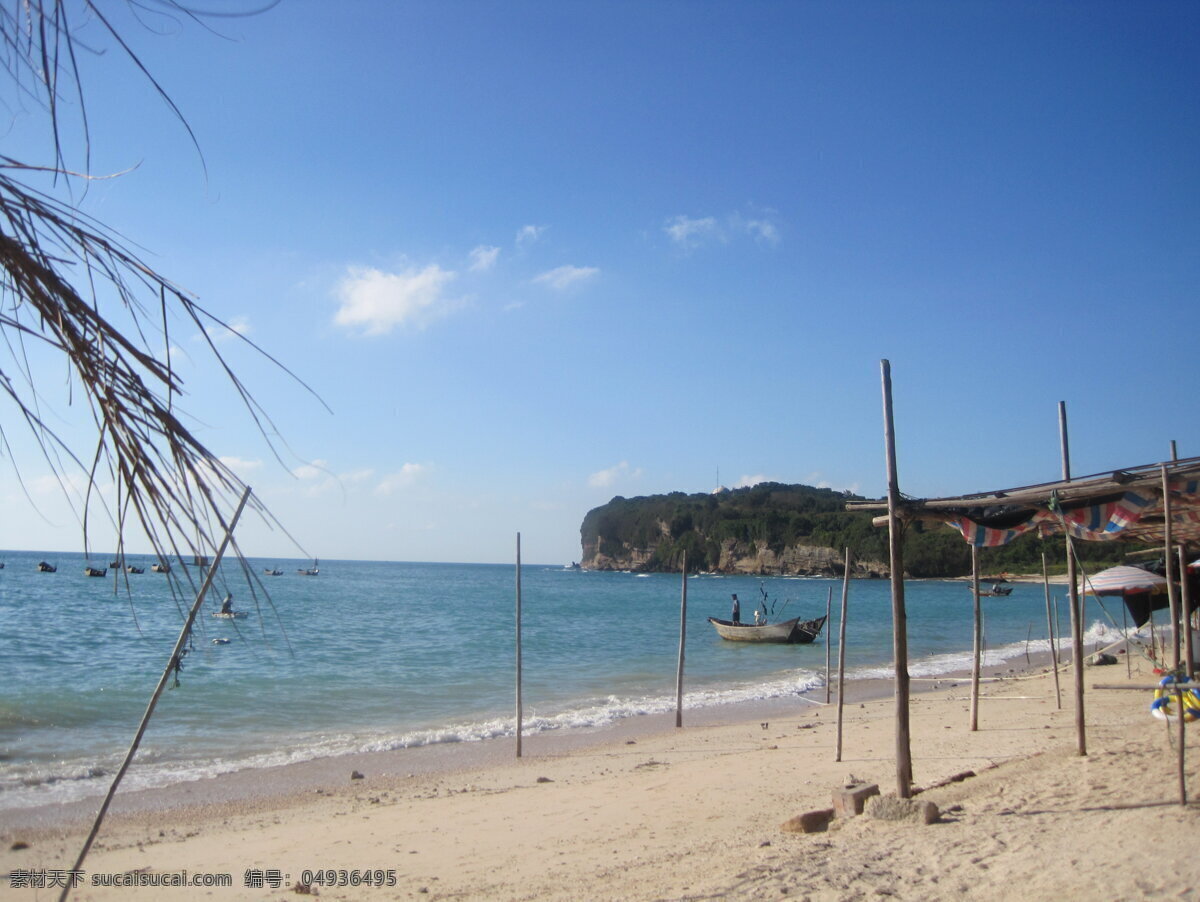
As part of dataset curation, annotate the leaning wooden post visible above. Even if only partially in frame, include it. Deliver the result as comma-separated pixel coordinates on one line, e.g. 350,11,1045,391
970,545,982,731
515,532,523,759
62,486,252,902
1060,401,1086,756
835,548,851,762
675,552,687,728
1180,545,1194,680
881,359,913,797
1041,551,1062,708
824,585,833,704
1163,465,1181,671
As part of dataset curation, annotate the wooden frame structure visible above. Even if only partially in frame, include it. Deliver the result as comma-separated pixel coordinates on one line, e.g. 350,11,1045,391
852,361,1200,797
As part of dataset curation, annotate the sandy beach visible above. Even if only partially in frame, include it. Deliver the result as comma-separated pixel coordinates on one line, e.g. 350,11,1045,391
4,647,1198,901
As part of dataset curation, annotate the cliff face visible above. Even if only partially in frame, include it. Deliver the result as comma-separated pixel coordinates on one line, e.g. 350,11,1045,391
580,531,888,578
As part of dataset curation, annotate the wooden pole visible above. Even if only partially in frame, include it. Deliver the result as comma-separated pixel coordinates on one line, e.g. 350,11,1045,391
675,552,687,728
1180,545,1194,680
824,585,832,704
1163,465,1181,671
515,532,523,759
1060,401,1086,756
1042,551,1062,709
1176,682,1188,806
1121,600,1131,679
970,546,982,731
63,487,251,902
881,359,912,797
835,548,851,762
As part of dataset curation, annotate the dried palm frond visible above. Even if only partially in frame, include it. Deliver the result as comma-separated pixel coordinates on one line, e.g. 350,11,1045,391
0,1,314,577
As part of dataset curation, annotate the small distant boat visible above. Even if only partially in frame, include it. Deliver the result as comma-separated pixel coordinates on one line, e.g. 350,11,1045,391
298,559,320,576
36,561,57,573
126,565,144,574
974,582,1013,597
84,567,107,578
263,567,283,576
109,560,121,569
212,610,249,619
707,614,828,644
151,562,170,573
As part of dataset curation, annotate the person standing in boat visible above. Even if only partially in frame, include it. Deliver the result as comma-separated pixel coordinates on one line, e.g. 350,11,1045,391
220,593,234,615
730,593,741,624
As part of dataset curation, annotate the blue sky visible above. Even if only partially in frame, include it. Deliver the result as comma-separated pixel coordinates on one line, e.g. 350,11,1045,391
1,1,1197,564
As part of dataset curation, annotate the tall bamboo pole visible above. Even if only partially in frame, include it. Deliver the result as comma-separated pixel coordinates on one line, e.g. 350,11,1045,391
1041,551,1062,708
970,546,982,731
1180,545,1194,679
835,548,851,762
62,487,251,902
1163,465,1180,671
675,552,687,728
1060,401,1086,756
515,532,523,759
881,359,912,797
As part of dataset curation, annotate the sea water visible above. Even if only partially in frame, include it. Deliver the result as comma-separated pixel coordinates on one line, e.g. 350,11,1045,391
0,550,1130,812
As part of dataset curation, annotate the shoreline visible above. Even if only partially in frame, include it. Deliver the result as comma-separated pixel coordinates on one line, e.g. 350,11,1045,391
5,641,1194,900
1,642,1065,835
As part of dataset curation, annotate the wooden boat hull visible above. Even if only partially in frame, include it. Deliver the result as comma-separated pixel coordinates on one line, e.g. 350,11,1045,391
707,615,827,644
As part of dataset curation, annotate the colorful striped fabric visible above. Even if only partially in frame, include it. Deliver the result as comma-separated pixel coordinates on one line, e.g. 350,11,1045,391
945,491,1155,547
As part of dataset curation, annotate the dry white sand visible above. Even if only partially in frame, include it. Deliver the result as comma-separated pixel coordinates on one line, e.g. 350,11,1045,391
4,650,1199,901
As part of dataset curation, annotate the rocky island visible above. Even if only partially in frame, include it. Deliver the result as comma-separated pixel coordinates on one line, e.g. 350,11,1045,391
579,481,1133,578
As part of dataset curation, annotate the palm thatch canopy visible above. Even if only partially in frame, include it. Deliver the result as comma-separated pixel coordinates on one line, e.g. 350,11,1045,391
847,456,1200,549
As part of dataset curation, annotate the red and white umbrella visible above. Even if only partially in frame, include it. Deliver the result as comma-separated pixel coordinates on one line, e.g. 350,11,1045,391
1082,565,1168,596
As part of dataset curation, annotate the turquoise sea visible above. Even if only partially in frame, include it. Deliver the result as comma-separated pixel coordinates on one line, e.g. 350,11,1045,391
0,550,1127,812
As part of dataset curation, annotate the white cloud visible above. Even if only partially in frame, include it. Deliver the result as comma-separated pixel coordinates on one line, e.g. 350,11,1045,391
204,315,252,344
533,265,599,291
292,460,330,480
333,264,458,335
588,461,642,488
219,456,263,477
665,214,719,249
732,214,781,246
665,212,782,250
469,245,500,272
733,474,772,489
516,224,546,248
375,463,428,495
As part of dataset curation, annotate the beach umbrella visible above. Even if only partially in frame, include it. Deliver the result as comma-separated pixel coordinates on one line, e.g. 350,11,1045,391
1083,565,1168,628
1081,565,1168,596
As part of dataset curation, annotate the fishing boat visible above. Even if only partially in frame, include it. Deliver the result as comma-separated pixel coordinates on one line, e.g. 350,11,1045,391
84,566,107,577
212,610,249,619
298,559,320,576
263,567,283,576
151,562,170,573
126,565,144,574
36,561,56,573
973,581,1013,597
706,614,827,644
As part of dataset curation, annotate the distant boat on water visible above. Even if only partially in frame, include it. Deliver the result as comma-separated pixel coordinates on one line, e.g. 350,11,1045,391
707,614,827,644
37,561,57,573
264,567,283,576
84,566,107,578
151,562,170,573
126,565,144,574
298,559,320,576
